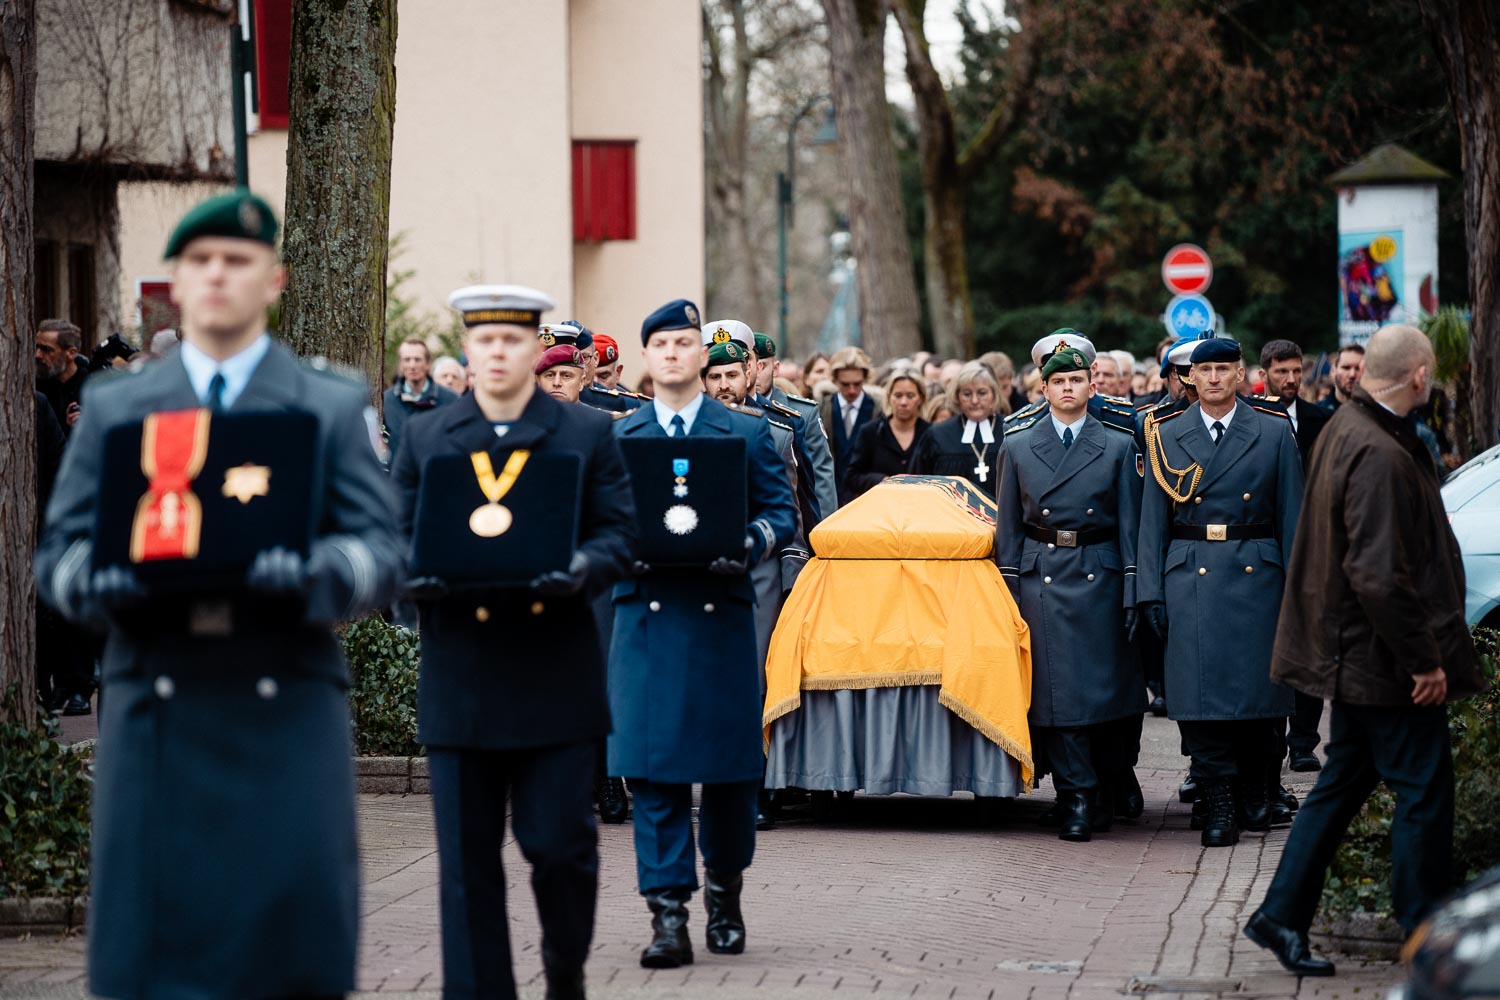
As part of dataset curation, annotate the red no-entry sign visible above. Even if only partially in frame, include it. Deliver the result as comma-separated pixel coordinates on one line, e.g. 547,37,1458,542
1162,244,1213,295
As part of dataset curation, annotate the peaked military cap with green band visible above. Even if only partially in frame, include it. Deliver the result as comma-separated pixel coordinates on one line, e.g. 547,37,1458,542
163,190,279,259
1041,347,1091,380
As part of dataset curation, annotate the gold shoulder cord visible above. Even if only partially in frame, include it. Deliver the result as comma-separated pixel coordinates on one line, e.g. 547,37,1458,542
1144,412,1202,506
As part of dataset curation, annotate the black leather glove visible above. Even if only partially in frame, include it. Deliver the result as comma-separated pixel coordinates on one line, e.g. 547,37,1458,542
531,551,590,596
707,535,754,576
1124,607,1139,643
90,565,147,613
1142,601,1168,638
246,547,307,596
403,576,449,602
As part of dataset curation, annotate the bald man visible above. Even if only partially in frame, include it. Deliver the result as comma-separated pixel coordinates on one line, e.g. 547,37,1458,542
1243,324,1484,977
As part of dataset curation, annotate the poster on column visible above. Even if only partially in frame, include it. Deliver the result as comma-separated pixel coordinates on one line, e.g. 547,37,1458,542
1338,230,1404,342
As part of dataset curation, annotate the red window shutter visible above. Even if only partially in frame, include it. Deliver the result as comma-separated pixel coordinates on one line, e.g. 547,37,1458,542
572,141,636,242
138,281,180,336
254,0,292,129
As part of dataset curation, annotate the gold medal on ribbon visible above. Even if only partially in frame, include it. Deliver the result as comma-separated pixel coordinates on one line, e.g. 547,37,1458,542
468,449,529,537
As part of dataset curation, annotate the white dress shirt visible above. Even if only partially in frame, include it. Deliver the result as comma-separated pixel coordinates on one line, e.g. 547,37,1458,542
1050,412,1086,441
655,392,706,436
178,333,271,410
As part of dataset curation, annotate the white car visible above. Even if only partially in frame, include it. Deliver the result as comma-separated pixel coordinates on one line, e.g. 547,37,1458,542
1442,443,1500,629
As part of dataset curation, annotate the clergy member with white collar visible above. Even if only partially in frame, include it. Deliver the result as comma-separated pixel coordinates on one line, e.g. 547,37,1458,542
910,359,1006,496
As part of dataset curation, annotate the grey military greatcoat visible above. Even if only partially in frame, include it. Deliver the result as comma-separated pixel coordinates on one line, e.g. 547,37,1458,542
1136,398,1303,720
997,415,1144,727
34,341,404,1000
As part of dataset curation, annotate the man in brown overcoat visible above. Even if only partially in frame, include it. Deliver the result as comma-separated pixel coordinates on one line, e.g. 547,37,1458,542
1243,324,1484,977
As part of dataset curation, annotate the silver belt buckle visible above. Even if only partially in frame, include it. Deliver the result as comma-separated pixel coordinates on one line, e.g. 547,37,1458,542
1056,530,1077,547
1206,524,1228,542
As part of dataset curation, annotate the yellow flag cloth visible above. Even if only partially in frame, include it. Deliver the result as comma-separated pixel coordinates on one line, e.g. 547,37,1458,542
763,476,1034,785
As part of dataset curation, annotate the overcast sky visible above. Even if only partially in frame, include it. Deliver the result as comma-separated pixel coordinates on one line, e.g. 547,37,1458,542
885,0,1006,107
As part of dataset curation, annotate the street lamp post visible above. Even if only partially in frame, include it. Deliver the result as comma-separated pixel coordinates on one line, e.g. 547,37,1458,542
777,95,837,348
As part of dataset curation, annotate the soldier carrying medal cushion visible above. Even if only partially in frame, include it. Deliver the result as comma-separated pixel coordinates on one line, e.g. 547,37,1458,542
609,299,798,969
1136,337,1303,848
35,191,405,1000
391,285,638,1000
997,347,1145,842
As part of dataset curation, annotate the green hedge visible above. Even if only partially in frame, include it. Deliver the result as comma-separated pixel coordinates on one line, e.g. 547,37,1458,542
342,614,423,758
0,693,93,900
1322,629,1500,914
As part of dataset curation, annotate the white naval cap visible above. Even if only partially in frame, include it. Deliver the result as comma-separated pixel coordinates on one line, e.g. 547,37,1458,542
1166,338,1202,367
538,322,583,347
447,284,557,328
701,319,755,351
1030,329,1097,369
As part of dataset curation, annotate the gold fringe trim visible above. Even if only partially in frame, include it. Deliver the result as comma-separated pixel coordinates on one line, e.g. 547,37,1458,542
937,690,1035,790
798,671,943,691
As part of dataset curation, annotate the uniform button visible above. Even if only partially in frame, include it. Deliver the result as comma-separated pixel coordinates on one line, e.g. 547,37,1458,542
256,677,278,700
1198,567,1207,576
649,601,662,613
704,603,716,613
1243,492,1252,500
475,606,490,622
1086,508,1095,515
1087,573,1095,582
530,601,545,616
1193,497,1203,505
1042,509,1050,517
1245,566,1254,574
1043,576,1052,584
154,676,175,700
1047,543,1055,550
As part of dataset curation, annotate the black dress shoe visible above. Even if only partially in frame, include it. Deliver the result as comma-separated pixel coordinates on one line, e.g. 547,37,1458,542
1279,785,1299,812
1201,779,1240,848
599,777,629,824
640,890,693,968
1058,791,1092,843
1288,749,1321,772
1243,909,1335,976
1113,771,1145,819
61,694,92,717
703,869,746,955
1179,776,1200,803
1238,777,1271,833
1269,799,1294,827
1149,696,1168,717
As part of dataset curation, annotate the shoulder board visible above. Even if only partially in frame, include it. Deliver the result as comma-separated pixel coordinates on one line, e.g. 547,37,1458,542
1101,420,1133,433
1134,399,1158,412
1098,399,1136,415
1252,405,1289,420
1139,398,1174,418
1005,399,1047,426
1100,392,1133,406
767,399,802,420
767,416,795,433
726,402,764,418
1253,394,1282,404
619,388,652,400
1151,407,1186,425
1004,413,1044,436
785,392,817,406
586,385,621,397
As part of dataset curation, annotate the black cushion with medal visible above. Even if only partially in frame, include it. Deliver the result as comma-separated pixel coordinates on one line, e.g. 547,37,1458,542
411,448,582,587
619,436,747,566
93,409,319,592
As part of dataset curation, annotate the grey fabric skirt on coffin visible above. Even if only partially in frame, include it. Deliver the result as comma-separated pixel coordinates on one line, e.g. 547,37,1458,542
765,685,1024,797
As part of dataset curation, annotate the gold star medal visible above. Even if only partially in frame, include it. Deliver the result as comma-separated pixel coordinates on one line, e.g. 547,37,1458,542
221,463,271,504
468,449,530,537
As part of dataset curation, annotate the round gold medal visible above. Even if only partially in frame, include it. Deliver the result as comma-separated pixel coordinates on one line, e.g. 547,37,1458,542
469,502,513,538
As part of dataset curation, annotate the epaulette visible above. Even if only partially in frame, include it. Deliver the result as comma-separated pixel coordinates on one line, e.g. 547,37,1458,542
1252,404,1290,420
1134,398,1158,411
587,385,622,397
1098,399,1136,417
766,415,795,433
1004,398,1047,427
1248,394,1286,413
1004,411,1045,436
618,388,652,401
1149,407,1186,425
726,401,764,418
766,399,802,421
1101,419,1133,433
1099,392,1134,407
784,392,817,406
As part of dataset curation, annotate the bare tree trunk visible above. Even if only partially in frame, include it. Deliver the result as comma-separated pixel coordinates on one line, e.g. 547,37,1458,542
822,0,921,362
281,0,397,407
892,0,970,359
1418,0,1500,450
0,0,37,725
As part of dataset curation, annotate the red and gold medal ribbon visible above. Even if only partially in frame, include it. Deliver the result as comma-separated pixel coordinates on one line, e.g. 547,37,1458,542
130,408,212,562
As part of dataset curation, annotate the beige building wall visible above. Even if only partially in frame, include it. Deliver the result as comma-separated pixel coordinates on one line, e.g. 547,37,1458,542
569,0,705,390
116,0,704,391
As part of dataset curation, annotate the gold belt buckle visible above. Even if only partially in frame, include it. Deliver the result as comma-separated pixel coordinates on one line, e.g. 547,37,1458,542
1056,530,1077,547
1206,524,1228,542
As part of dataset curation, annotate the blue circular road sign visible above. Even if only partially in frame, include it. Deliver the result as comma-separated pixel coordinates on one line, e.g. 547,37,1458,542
1163,293,1216,337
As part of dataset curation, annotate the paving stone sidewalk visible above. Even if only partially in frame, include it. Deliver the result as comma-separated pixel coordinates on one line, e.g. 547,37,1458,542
1,716,1404,999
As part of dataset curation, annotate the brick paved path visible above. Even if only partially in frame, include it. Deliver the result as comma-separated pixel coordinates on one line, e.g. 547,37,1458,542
1,716,1403,999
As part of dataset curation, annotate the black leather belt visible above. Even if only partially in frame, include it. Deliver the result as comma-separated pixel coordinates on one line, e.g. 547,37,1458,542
1171,523,1273,542
1024,524,1116,547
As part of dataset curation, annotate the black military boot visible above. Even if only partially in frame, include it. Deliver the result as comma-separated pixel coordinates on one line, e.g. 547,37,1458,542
1112,769,1144,820
640,889,693,968
1178,776,1200,803
1058,791,1092,843
1238,772,1272,832
1201,779,1240,848
703,869,747,954
597,776,628,825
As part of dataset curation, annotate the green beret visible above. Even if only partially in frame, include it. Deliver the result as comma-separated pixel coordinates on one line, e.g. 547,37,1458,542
704,341,747,368
164,191,279,259
753,331,777,358
1041,347,1091,380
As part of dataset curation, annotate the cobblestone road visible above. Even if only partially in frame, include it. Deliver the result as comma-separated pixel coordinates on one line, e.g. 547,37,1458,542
1,716,1404,999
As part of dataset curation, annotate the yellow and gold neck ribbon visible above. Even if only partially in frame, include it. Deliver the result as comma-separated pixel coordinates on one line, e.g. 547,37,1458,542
469,449,530,503
130,408,212,562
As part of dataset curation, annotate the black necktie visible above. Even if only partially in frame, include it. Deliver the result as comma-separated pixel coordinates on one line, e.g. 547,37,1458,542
207,372,227,412
1211,420,1225,445
669,414,686,438
1061,426,1074,450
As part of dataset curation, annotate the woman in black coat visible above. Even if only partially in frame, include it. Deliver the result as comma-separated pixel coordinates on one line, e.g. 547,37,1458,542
844,370,930,498
910,360,1008,497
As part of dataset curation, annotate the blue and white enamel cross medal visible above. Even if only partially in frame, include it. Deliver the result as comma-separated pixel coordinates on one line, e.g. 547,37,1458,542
672,458,690,498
